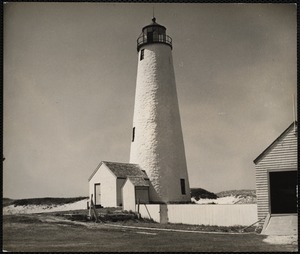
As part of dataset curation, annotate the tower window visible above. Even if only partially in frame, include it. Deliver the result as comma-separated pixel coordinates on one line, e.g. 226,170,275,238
132,127,135,142
180,179,186,195
140,49,144,61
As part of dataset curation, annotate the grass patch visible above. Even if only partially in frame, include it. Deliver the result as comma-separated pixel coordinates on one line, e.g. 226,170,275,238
3,213,296,252
101,213,138,222
53,208,138,223
4,215,43,224
115,219,257,233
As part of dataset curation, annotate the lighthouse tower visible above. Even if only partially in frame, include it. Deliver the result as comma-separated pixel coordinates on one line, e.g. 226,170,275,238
130,18,191,203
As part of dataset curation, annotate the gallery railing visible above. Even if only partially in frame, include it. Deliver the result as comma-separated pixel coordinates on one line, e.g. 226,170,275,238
137,35,172,51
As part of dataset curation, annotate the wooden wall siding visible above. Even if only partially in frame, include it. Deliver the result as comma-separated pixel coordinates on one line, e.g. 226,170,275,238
255,127,297,225
257,129,297,168
255,163,269,222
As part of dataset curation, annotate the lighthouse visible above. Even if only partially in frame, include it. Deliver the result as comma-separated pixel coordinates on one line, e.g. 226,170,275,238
130,18,191,203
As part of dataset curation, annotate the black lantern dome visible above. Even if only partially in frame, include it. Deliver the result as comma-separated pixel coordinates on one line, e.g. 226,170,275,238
137,17,172,52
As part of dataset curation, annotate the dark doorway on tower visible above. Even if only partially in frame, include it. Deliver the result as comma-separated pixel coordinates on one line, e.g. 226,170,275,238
269,170,297,214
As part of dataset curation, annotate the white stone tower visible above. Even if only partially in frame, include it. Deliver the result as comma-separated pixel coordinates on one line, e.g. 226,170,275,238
130,18,191,203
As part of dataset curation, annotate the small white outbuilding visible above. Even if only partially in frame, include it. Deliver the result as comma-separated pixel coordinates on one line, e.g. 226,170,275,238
88,161,149,208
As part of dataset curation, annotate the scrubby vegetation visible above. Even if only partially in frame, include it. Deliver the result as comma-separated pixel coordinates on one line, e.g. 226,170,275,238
190,188,218,200
216,190,256,198
190,188,256,204
3,197,88,207
3,198,14,207
190,188,256,201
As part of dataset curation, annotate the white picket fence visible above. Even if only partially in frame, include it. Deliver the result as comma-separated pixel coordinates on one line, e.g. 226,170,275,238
137,204,258,227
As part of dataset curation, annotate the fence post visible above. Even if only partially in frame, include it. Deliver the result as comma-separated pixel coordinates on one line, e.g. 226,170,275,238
144,204,152,220
89,194,99,223
159,204,168,224
88,194,93,219
137,199,141,219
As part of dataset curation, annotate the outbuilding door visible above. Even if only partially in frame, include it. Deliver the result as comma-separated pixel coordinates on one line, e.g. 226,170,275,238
94,183,101,206
269,171,297,214
135,187,149,204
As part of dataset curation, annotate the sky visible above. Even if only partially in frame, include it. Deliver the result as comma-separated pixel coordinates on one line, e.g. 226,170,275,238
3,3,297,198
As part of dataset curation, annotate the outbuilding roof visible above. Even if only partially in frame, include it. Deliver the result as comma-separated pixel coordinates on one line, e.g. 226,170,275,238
127,176,150,187
253,121,297,164
88,161,148,181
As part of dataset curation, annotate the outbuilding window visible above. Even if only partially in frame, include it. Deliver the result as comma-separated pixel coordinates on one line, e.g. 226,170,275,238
180,179,186,195
140,49,144,61
132,127,135,142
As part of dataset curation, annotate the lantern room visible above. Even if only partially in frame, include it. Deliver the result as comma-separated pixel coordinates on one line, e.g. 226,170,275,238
137,17,172,52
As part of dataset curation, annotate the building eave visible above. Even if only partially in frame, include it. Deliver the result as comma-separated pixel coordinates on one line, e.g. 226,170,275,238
88,161,104,182
253,121,298,165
